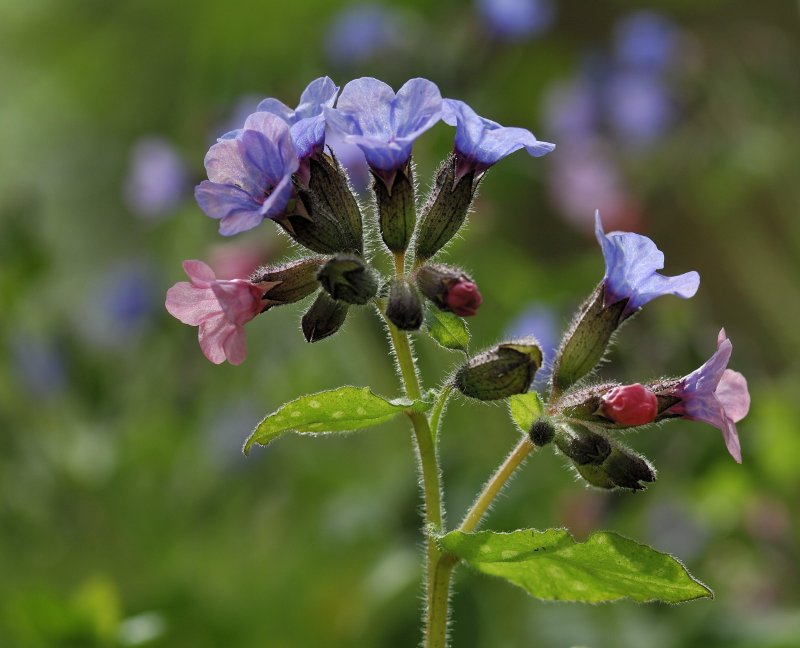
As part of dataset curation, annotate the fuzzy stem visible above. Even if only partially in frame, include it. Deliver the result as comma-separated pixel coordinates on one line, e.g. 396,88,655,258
458,437,536,533
429,384,454,444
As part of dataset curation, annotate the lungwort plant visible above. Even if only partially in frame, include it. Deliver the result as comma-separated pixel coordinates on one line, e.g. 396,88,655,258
166,76,750,648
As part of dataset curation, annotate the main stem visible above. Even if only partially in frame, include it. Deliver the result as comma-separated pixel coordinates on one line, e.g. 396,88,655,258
385,316,449,647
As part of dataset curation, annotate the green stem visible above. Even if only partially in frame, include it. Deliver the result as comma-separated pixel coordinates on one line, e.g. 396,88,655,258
382,310,449,647
459,437,536,533
429,384,454,444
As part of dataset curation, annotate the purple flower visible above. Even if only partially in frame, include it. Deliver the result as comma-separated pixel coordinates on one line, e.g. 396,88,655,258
662,329,750,463
614,11,677,72
195,112,299,236
476,0,555,41
324,77,442,185
325,4,403,66
256,77,339,160
124,136,187,219
442,99,555,179
595,210,699,318
605,71,672,146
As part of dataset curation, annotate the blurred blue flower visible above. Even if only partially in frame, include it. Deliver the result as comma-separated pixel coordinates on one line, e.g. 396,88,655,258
613,10,677,72
441,99,555,179
605,70,673,146
542,79,600,141
324,77,442,184
80,260,158,348
195,112,299,236
10,332,66,399
476,0,555,41
256,77,339,159
505,304,559,387
124,136,187,219
325,4,402,66
595,210,699,318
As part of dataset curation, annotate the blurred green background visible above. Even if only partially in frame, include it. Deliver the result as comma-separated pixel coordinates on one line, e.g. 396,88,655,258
2,0,799,646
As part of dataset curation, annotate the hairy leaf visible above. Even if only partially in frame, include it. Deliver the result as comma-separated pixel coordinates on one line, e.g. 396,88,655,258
508,391,545,432
244,387,429,453
440,529,712,603
425,307,470,352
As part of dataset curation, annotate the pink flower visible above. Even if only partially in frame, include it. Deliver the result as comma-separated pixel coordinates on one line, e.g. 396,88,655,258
165,260,271,365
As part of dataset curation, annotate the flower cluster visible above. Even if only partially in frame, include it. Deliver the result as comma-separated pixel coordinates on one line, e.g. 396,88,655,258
167,75,553,361
166,75,749,484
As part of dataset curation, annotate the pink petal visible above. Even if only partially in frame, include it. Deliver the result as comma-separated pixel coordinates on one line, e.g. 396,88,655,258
722,417,743,464
165,282,220,325
222,326,248,365
717,327,728,346
182,260,217,286
211,281,262,326
198,315,234,364
716,369,750,423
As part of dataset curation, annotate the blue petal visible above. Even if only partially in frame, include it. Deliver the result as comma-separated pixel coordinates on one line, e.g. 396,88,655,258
241,112,299,182
442,99,554,172
290,116,327,159
391,78,442,140
295,76,339,120
195,181,263,235
204,138,267,197
255,98,295,124
333,77,396,141
595,211,699,316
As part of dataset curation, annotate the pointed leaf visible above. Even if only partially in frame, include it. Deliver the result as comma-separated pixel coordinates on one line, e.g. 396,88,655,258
508,392,545,433
244,386,430,454
425,307,470,352
440,529,712,603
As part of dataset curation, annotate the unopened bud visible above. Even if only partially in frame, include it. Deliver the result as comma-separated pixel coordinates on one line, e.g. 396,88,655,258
573,463,617,490
252,257,325,308
374,164,416,253
455,340,542,401
301,291,349,342
555,424,611,466
604,446,656,491
385,278,423,331
529,418,555,446
415,264,482,317
317,254,378,305
600,384,658,426
307,154,363,253
415,155,476,261
551,285,627,393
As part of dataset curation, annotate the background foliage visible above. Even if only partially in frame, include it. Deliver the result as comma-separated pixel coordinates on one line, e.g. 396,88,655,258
1,0,799,646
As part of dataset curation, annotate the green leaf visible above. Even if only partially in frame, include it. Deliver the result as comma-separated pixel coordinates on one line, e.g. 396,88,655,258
244,387,429,454
425,307,470,352
508,392,545,432
440,529,713,603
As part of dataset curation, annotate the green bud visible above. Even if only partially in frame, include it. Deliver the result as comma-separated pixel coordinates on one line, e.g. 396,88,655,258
554,423,611,466
415,155,477,261
374,164,416,253
385,278,423,331
307,154,363,253
603,446,656,491
252,257,324,308
551,285,627,393
529,418,556,446
317,254,378,305
455,340,543,401
301,291,349,343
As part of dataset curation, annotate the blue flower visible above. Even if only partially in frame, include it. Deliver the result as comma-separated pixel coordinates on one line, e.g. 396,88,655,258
324,4,402,66
195,112,299,236
124,136,187,219
476,0,555,42
324,77,442,184
662,329,750,463
442,99,555,179
256,77,339,160
595,210,699,318
605,70,672,146
613,11,676,72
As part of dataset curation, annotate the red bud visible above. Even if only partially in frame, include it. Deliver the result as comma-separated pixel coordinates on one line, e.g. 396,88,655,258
446,280,482,317
601,383,658,426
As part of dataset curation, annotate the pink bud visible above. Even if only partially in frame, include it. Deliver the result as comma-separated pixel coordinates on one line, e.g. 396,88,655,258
601,383,658,426
446,280,483,317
